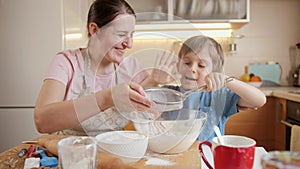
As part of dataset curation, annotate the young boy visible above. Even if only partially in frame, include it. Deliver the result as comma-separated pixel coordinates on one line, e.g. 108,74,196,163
151,35,266,141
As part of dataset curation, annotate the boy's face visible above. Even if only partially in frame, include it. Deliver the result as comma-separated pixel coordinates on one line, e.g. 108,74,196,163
178,50,213,90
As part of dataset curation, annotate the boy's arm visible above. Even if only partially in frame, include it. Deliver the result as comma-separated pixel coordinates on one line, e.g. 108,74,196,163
225,78,266,109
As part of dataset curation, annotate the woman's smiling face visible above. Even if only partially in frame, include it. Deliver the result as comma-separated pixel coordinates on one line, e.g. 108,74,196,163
178,50,213,90
96,14,135,64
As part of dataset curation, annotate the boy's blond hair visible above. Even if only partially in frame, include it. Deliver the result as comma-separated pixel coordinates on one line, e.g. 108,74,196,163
178,35,224,72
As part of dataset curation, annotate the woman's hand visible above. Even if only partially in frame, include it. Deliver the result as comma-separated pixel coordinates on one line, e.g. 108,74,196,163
111,82,157,114
204,72,226,91
149,51,180,85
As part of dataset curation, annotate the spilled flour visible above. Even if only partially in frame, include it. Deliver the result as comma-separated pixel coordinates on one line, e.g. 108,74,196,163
145,157,175,166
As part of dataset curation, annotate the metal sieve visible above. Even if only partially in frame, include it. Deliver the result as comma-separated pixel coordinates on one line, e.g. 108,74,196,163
145,77,234,112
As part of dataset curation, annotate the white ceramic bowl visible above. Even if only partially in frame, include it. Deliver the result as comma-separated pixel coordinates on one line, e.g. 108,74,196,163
95,131,148,163
134,109,207,154
247,82,263,87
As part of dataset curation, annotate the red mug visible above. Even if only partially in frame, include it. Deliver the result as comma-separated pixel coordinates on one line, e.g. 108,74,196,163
199,135,256,169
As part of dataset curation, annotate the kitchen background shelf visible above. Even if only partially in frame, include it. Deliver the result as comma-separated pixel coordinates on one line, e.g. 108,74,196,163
127,0,250,29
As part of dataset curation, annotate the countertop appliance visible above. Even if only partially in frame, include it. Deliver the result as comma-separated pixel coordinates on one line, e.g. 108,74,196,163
293,42,300,87
0,0,63,152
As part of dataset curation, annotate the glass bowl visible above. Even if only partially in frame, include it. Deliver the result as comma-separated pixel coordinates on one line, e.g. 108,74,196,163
134,109,207,154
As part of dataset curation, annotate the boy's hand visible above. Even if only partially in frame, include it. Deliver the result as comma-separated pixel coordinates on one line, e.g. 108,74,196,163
149,51,180,85
205,73,226,91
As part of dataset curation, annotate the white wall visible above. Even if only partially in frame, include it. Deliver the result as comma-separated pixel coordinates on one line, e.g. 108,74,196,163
226,0,300,85
0,0,63,106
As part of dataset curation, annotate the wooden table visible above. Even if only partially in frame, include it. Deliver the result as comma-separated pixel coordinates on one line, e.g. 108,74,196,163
132,141,201,169
0,135,202,169
0,143,36,169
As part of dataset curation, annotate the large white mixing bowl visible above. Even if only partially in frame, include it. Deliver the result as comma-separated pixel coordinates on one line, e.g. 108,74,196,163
134,109,207,154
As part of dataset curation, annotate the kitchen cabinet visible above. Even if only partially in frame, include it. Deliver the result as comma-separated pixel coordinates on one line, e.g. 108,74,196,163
127,0,250,29
225,97,276,151
127,0,169,22
274,98,286,150
225,96,287,151
0,109,41,152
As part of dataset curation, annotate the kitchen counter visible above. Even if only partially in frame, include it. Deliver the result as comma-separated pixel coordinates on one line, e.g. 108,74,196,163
259,86,300,102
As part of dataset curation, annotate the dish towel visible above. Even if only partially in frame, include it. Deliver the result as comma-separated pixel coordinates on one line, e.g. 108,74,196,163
290,125,300,152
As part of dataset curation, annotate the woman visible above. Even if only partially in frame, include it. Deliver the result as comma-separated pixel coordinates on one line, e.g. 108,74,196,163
34,0,157,136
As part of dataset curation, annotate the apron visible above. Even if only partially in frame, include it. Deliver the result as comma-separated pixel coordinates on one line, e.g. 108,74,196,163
55,48,129,136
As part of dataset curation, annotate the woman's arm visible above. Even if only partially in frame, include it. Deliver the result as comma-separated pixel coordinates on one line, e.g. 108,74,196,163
34,79,154,133
34,79,109,133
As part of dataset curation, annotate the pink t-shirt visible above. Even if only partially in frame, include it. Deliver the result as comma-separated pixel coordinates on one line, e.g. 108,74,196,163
45,48,149,101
